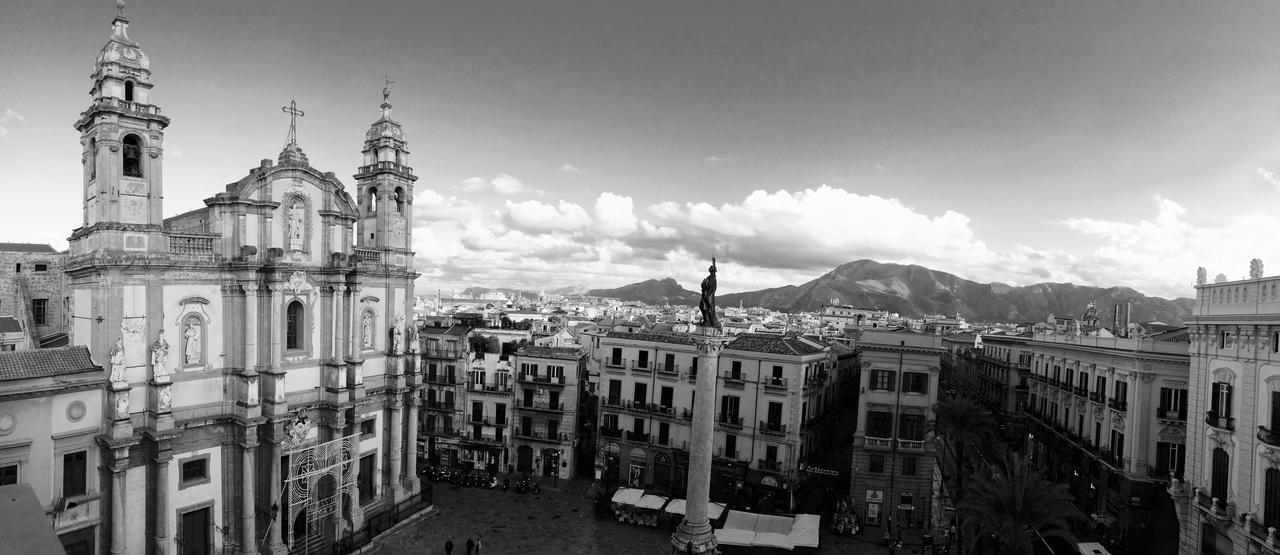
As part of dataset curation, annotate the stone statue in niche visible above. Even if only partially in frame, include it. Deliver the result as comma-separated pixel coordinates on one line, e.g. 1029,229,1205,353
362,312,374,349
150,330,169,378
287,198,305,250
184,322,201,365
109,337,126,384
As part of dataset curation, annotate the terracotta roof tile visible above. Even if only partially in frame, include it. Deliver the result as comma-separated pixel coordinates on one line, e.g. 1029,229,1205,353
0,346,102,381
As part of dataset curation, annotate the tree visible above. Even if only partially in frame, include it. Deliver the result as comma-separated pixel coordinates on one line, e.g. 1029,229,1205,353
930,397,995,505
958,452,1085,554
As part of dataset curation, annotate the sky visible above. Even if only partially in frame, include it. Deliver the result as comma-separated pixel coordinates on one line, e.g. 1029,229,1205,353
2,0,1280,300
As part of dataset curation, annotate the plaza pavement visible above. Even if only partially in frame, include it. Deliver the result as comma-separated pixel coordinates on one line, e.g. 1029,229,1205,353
365,475,932,554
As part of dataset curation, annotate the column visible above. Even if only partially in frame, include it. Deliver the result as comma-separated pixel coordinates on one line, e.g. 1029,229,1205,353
671,330,722,553
243,285,258,371
152,453,170,555
265,439,286,553
405,396,420,492
239,431,257,555
111,462,128,554
387,404,403,500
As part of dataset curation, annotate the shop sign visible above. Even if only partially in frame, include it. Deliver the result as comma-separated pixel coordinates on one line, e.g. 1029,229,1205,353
866,490,884,503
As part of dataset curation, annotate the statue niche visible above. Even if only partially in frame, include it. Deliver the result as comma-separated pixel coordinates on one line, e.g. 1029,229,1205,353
284,195,308,252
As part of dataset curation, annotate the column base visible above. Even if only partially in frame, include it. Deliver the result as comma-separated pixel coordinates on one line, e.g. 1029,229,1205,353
671,518,718,554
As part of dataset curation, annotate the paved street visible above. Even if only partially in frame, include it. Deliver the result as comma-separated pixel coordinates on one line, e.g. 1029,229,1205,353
366,476,933,554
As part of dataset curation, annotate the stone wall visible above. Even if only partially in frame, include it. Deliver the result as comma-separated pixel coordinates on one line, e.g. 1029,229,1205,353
0,250,69,341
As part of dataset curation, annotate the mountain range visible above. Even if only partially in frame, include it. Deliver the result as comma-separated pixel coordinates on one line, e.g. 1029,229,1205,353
590,259,1195,325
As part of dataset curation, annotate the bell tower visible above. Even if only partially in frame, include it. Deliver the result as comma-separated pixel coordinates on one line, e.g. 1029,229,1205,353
354,80,416,267
71,0,169,254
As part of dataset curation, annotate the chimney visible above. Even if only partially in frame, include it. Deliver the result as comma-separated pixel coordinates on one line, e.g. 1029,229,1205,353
1113,304,1120,335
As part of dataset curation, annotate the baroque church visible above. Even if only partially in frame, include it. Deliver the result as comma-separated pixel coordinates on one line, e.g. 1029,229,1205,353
65,2,423,552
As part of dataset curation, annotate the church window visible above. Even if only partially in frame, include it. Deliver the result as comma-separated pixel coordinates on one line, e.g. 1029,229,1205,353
395,187,405,214
286,301,304,350
122,134,143,178
367,188,378,215
124,81,134,102
88,138,97,180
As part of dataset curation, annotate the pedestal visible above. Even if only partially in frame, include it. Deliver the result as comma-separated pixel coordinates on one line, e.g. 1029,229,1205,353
671,328,723,554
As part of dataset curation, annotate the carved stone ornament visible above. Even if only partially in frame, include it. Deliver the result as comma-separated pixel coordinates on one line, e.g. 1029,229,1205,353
282,413,311,450
1209,430,1229,449
1263,447,1280,470
288,271,310,294
114,390,129,420
1093,406,1103,420
121,318,145,344
158,384,172,413
246,376,259,405
1112,412,1124,429
1139,372,1156,384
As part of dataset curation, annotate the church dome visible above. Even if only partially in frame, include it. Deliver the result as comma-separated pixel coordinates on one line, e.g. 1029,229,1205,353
366,115,405,141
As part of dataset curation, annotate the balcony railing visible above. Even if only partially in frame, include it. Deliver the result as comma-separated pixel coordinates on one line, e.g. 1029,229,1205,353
517,401,564,412
716,448,739,460
1156,407,1186,422
717,413,744,428
423,348,463,359
622,401,676,417
169,233,216,261
1194,488,1234,521
654,435,671,446
1059,380,1072,391
631,360,653,373
462,433,504,445
425,374,457,385
679,408,693,421
353,247,383,269
1099,449,1123,469
898,439,926,452
626,431,650,443
1074,386,1089,397
758,459,782,472
466,383,512,394
1107,397,1128,412
515,430,568,443
1259,426,1280,447
655,363,679,376
721,372,745,388
600,427,623,439
604,358,627,369
761,376,788,390
424,400,455,411
1206,411,1236,431
603,397,624,409
865,437,893,450
1089,391,1105,404
1246,516,1280,547
758,420,787,436
518,373,566,386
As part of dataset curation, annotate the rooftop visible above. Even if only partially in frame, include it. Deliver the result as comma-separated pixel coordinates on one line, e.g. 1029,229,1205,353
0,346,102,381
0,318,21,334
725,333,827,356
606,330,697,346
0,243,58,254
516,345,584,361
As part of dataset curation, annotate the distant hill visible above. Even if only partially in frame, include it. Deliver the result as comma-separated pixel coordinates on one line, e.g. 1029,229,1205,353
588,278,700,306
460,287,539,300
715,259,1194,324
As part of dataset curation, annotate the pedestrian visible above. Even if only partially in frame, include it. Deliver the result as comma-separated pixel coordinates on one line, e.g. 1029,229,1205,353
476,535,483,554
466,536,475,555
445,537,454,555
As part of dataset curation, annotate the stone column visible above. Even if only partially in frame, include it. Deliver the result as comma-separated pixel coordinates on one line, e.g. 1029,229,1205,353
405,395,420,492
239,430,258,555
265,438,286,554
387,404,403,501
672,330,722,554
110,461,128,555
152,452,170,555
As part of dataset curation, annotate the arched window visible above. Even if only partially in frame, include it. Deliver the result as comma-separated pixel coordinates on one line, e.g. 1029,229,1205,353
122,134,143,178
395,187,405,214
88,138,97,180
124,81,135,102
286,301,304,350
367,187,378,215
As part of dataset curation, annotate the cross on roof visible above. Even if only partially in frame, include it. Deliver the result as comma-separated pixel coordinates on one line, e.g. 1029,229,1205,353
281,100,304,146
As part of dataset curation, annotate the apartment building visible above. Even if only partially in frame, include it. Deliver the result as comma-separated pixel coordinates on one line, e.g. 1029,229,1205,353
1025,331,1189,553
594,331,834,512
941,332,1033,445
1175,266,1280,555
511,346,586,481
460,353,514,473
419,324,469,467
849,329,942,535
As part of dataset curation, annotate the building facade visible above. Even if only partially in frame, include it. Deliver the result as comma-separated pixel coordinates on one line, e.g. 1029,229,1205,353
941,333,1033,445
1175,264,1280,555
460,353,513,473
0,243,69,348
849,330,942,537
1024,332,1188,553
419,323,469,468
0,347,106,553
60,5,423,553
511,345,586,481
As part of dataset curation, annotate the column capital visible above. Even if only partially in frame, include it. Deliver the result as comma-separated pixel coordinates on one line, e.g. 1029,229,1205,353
331,285,348,293
242,283,260,294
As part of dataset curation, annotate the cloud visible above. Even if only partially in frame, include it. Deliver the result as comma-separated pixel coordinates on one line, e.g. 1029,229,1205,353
560,163,581,174
503,199,591,233
414,189,480,223
1259,167,1280,190
453,173,535,195
594,192,638,237
0,108,25,137
704,155,730,164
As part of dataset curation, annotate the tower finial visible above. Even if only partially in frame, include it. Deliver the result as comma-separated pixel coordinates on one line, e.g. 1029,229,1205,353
281,100,305,146
115,0,126,18
381,76,396,118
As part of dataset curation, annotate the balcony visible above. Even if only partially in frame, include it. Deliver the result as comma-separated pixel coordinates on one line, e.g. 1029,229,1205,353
687,370,699,383
679,408,693,421
461,433,504,446
1259,426,1280,447
353,247,383,269
422,425,453,437
623,401,676,418
602,397,624,410
1194,488,1234,521
1146,466,1178,480
1206,411,1236,431
422,348,463,359
1089,391,1105,404
758,420,787,436
515,429,568,444
468,414,491,426
169,233,217,261
604,358,628,371
1156,407,1186,422
865,436,893,450
721,372,746,389
466,383,512,395
717,413,744,428
625,430,650,443
715,448,739,460
355,160,417,180
425,373,458,386
518,373,566,386
655,363,679,377
761,376,788,391
1246,516,1280,548
423,400,455,412
600,427,623,439
517,400,564,412
1099,449,1123,469
898,439,926,452
758,459,782,472
1107,397,1128,412
631,360,653,374
1074,386,1089,397
1059,380,1072,391
653,435,671,447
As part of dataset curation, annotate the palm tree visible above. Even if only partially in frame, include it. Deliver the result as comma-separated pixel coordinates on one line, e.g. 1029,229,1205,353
930,397,995,503
958,452,1085,554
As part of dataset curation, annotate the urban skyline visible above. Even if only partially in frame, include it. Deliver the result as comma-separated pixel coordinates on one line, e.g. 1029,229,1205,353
3,1,1279,299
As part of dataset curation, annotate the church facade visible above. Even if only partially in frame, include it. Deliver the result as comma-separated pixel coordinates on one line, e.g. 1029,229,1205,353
65,4,422,553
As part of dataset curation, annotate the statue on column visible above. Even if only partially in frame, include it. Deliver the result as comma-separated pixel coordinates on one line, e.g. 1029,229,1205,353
109,337,127,384
391,325,403,354
1196,267,1207,286
151,330,170,378
406,321,419,354
698,258,719,329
